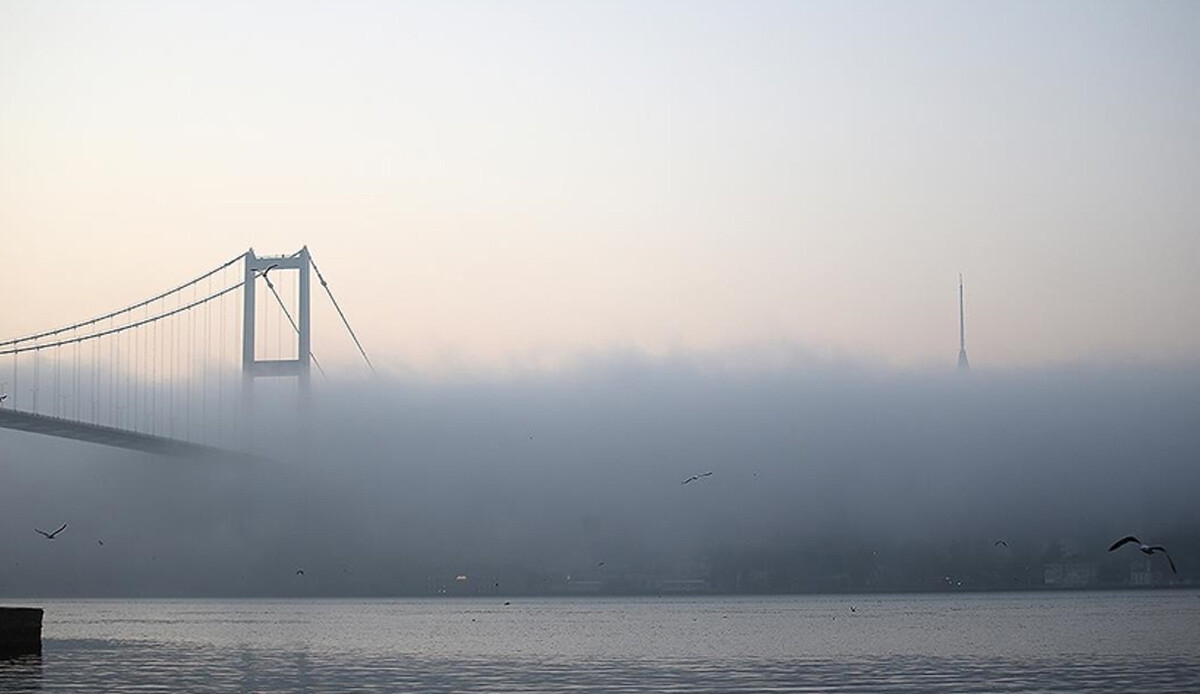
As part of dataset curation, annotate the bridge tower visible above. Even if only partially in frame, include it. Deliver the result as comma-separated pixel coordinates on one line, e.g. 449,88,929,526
242,247,311,413
957,273,970,371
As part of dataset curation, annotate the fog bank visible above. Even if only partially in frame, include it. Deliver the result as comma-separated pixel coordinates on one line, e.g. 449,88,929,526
2,355,1197,596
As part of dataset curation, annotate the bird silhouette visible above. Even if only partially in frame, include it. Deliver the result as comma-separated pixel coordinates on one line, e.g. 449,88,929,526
295,569,305,576
35,523,67,540
0,394,8,403
994,540,1008,547
1108,536,1176,573
682,471,714,485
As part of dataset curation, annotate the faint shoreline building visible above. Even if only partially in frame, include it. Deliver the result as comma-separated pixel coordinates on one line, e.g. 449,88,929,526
1043,562,1098,587
957,274,970,371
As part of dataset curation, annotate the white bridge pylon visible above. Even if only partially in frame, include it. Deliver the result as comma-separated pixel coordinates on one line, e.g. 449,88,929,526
243,247,311,410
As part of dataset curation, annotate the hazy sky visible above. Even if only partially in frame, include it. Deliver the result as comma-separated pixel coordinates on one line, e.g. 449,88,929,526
3,1,1198,372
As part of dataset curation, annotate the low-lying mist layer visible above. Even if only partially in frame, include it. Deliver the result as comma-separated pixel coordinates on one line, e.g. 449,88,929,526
3,355,1197,596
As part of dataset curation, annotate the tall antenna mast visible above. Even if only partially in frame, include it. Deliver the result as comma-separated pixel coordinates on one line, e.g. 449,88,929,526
957,273,970,371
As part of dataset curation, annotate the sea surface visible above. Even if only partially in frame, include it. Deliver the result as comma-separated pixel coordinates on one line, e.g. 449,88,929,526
2,591,1199,692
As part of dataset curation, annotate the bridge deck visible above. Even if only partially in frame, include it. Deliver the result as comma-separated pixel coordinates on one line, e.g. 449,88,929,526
0,409,239,459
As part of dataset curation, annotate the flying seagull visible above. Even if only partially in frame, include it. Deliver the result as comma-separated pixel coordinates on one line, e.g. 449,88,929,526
994,540,1008,547
1108,536,1177,573
682,471,714,485
35,523,68,540
295,569,305,576
0,394,8,403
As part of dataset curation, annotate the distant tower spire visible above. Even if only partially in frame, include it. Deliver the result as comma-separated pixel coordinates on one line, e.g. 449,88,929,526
957,273,970,371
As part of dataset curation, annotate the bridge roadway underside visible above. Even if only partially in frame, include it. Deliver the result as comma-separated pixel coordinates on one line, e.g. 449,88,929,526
0,410,235,459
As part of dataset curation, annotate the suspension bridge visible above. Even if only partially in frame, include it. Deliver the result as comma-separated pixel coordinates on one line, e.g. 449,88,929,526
0,247,373,458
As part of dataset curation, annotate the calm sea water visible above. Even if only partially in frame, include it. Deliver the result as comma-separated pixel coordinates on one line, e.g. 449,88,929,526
2,592,1199,692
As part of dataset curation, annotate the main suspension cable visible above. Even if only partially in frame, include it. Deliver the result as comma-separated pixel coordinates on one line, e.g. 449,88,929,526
260,275,327,380
308,254,376,374
0,283,243,356
0,253,244,347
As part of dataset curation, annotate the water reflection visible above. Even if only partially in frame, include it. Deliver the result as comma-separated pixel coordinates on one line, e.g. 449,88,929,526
32,639,1200,693
0,653,43,693
27,594,1200,692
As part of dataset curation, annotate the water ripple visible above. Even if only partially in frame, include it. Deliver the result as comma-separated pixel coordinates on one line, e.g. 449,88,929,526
6,593,1198,692
6,640,1195,693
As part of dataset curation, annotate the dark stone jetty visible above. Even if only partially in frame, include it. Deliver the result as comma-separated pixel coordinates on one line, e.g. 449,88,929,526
0,607,43,656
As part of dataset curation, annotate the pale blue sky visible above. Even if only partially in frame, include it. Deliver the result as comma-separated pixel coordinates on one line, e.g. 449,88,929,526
2,1,1198,372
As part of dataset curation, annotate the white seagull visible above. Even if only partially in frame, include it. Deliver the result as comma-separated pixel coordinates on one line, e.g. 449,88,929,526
1108,536,1176,574
35,523,68,540
682,471,714,485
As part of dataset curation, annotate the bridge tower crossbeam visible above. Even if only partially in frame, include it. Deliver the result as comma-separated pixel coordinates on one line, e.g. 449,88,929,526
242,247,311,413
